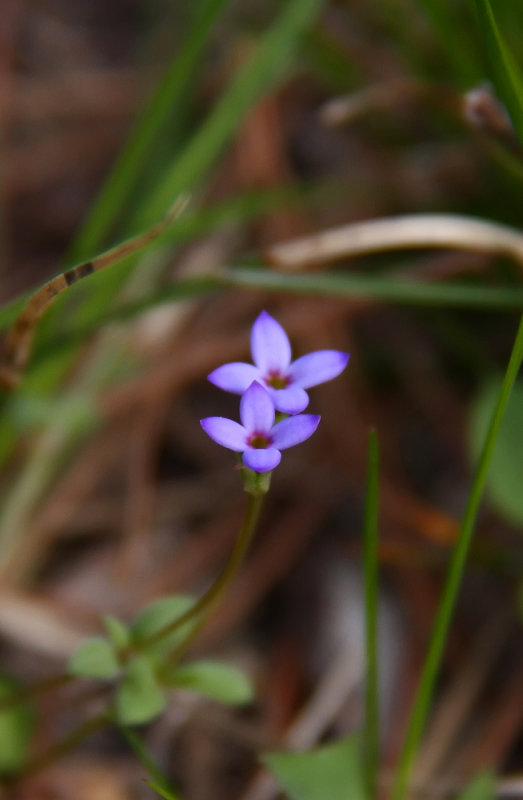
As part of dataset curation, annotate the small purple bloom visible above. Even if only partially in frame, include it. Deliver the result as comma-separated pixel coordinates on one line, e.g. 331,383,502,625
208,311,349,414
201,381,320,473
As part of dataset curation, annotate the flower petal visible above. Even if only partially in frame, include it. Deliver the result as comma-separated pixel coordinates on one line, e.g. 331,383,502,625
271,414,321,450
243,447,281,472
251,311,291,373
269,385,309,415
240,381,275,432
289,351,350,389
200,417,247,451
208,362,261,394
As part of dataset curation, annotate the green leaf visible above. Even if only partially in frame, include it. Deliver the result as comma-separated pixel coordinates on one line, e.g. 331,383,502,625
68,637,120,680
131,595,196,656
103,615,130,651
116,656,166,725
456,770,496,800
474,0,523,144
263,736,365,800
468,377,523,527
166,660,254,705
0,675,35,775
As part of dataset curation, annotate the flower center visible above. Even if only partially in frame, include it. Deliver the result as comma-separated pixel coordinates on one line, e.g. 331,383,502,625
265,370,290,390
247,432,272,449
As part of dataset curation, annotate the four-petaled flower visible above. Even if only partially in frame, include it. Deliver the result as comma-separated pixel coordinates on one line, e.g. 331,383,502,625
201,381,320,473
207,310,350,414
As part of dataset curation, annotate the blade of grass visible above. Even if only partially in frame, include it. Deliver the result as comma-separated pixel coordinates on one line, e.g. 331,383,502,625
0,182,325,335
32,270,523,383
137,0,325,227
68,0,231,262
391,312,523,800
362,429,380,800
39,0,324,400
418,0,480,85
302,26,362,92
118,724,181,799
146,782,183,800
215,267,523,310
474,0,523,145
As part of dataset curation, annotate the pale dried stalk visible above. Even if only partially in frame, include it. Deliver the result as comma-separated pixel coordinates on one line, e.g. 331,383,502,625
266,214,523,271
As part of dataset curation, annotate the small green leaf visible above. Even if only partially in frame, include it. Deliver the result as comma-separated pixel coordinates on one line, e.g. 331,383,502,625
0,675,35,775
116,656,166,725
68,637,120,679
263,735,365,800
103,615,130,651
468,377,523,527
131,595,196,656
167,660,254,705
456,770,496,800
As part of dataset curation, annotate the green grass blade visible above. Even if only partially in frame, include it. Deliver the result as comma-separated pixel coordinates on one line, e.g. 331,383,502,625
68,0,230,262
391,313,523,800
474,0,523,144
20,268,523,381
218,267,523,311
146,782,183,800
118,724,181,799
418,0,479,84
138,0,325,226
362,429,380,800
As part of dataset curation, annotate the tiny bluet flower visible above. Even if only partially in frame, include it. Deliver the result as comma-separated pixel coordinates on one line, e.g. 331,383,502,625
201,381,320,473
208,310,349,414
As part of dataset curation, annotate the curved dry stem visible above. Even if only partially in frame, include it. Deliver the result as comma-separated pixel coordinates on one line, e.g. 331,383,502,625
266,213,523,271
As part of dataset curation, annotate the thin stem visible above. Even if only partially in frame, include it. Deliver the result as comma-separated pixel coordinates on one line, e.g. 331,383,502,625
363,429,380,800
391,313,523,800
168,491,264,663
131,490,265,655
117,723,181,798
19,712,107,778
0,672,72,713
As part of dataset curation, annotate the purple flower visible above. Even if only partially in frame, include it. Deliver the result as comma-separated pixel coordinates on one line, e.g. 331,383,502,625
207,311,349,414
201,381,320,473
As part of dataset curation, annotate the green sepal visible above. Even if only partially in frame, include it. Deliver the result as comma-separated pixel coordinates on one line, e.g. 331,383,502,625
116,656,166,725
165,659,254,705
68,637,120,680
241,467,272,495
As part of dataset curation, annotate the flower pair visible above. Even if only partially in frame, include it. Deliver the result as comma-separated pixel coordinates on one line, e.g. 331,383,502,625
201,311,349,473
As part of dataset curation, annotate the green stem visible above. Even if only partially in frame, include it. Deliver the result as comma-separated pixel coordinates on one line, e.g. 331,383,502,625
0,672,72,713
131,489,265,655
391,313,523,800
363,429,380,800
117,723,181,798
19,712,107,778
